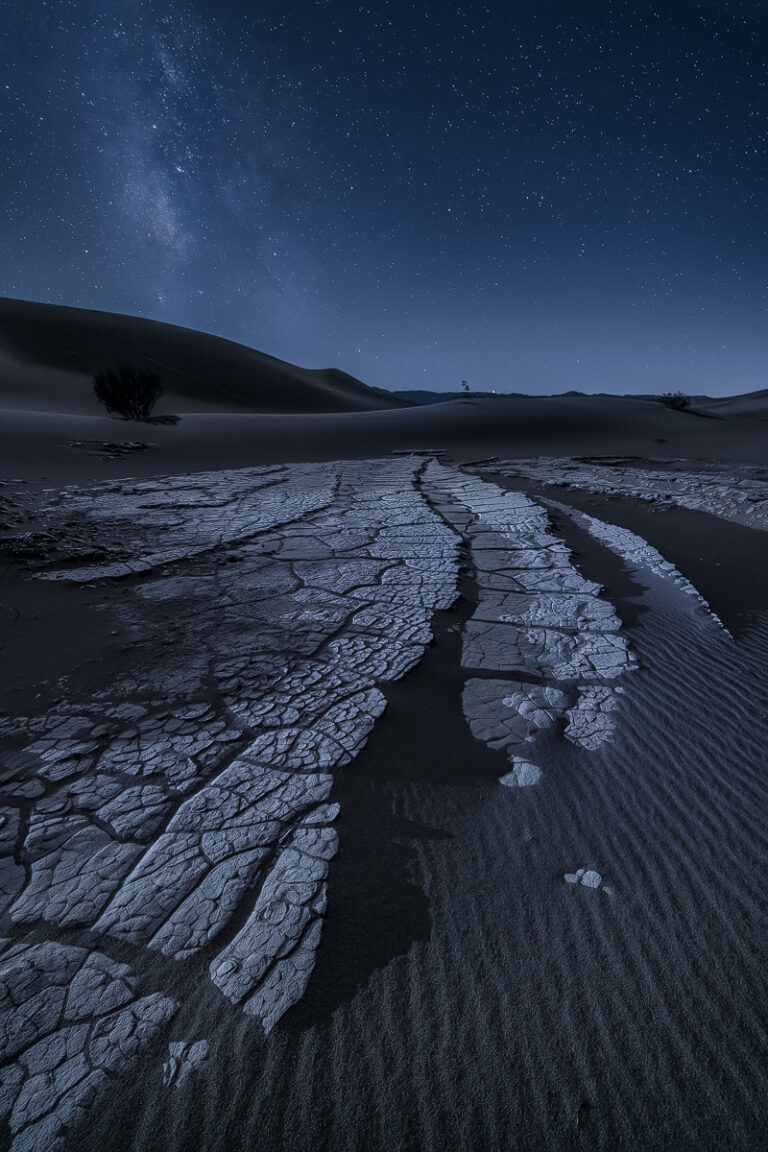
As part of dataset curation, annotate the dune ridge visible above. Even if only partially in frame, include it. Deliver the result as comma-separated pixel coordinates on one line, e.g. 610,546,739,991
0,297,408,415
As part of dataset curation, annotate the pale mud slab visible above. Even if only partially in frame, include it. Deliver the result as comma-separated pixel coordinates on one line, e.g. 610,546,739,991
423,463,637,780
2,456,768,1152
0,458,465,1149
0,939,176,1152
484,456,768,532
499,758,543,787
541,498,728,630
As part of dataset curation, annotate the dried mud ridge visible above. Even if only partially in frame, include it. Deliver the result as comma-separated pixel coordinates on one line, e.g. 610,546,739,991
488,455,768,533
0,455,749,1152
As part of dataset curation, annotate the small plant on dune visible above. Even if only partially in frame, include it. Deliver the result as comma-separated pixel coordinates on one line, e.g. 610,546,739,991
93,364,164,420
660,391,691,411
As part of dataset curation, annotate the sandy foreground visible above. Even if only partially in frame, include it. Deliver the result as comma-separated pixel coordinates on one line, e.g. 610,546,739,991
2,343,768,1151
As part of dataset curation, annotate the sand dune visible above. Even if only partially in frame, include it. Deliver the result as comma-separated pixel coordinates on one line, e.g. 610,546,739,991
2,301,768,488
2,303,768,1152
4,391,768,489
696,387,768,419
0,297,408,415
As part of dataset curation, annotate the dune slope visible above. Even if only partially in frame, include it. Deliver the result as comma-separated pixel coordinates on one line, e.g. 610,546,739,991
0,297,409,415
696,388,768,419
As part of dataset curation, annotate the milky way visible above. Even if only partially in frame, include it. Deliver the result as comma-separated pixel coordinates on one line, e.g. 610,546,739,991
3,1,768,394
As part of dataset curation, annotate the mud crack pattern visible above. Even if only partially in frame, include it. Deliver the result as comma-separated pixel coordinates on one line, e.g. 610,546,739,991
423,464,637,781
0,456,702,1151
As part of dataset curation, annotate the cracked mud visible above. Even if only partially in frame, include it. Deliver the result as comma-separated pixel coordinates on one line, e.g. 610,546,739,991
0,454,709,1151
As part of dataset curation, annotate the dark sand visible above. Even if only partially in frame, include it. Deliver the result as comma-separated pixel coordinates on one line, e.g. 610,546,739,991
4,392,768,494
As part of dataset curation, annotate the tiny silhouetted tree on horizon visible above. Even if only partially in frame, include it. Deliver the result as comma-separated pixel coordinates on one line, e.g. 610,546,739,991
461,379,470,393
660,391,691,411
93,364,164,420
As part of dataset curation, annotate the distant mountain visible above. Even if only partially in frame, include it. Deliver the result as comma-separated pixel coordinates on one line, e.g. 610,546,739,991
0,298,411,415
562,391,713,402
393,389,713,405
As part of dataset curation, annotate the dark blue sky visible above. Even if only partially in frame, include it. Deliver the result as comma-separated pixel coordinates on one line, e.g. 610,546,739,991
3,1,768,394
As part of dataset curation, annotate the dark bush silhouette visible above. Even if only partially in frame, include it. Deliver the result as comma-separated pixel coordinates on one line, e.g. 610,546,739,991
93,364,163,420
660,391,691,411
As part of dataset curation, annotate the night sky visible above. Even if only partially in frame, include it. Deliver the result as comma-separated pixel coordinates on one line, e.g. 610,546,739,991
3,1,768,395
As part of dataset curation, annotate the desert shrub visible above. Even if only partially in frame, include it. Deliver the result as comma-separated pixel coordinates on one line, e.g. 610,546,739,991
660,391,691,410
93,364,163,420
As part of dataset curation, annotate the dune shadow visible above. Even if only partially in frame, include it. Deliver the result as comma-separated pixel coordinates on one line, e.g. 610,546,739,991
282,585,513,1030
146,413,181,425
283,803,450,1030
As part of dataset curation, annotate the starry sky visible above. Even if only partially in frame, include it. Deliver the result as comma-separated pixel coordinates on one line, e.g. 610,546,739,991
3,1,768,395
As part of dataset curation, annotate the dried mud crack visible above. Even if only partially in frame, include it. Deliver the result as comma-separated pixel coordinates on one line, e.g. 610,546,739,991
2,455,768,1152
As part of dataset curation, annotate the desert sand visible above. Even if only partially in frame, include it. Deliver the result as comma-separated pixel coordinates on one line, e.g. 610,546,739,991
2,300,768,1152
